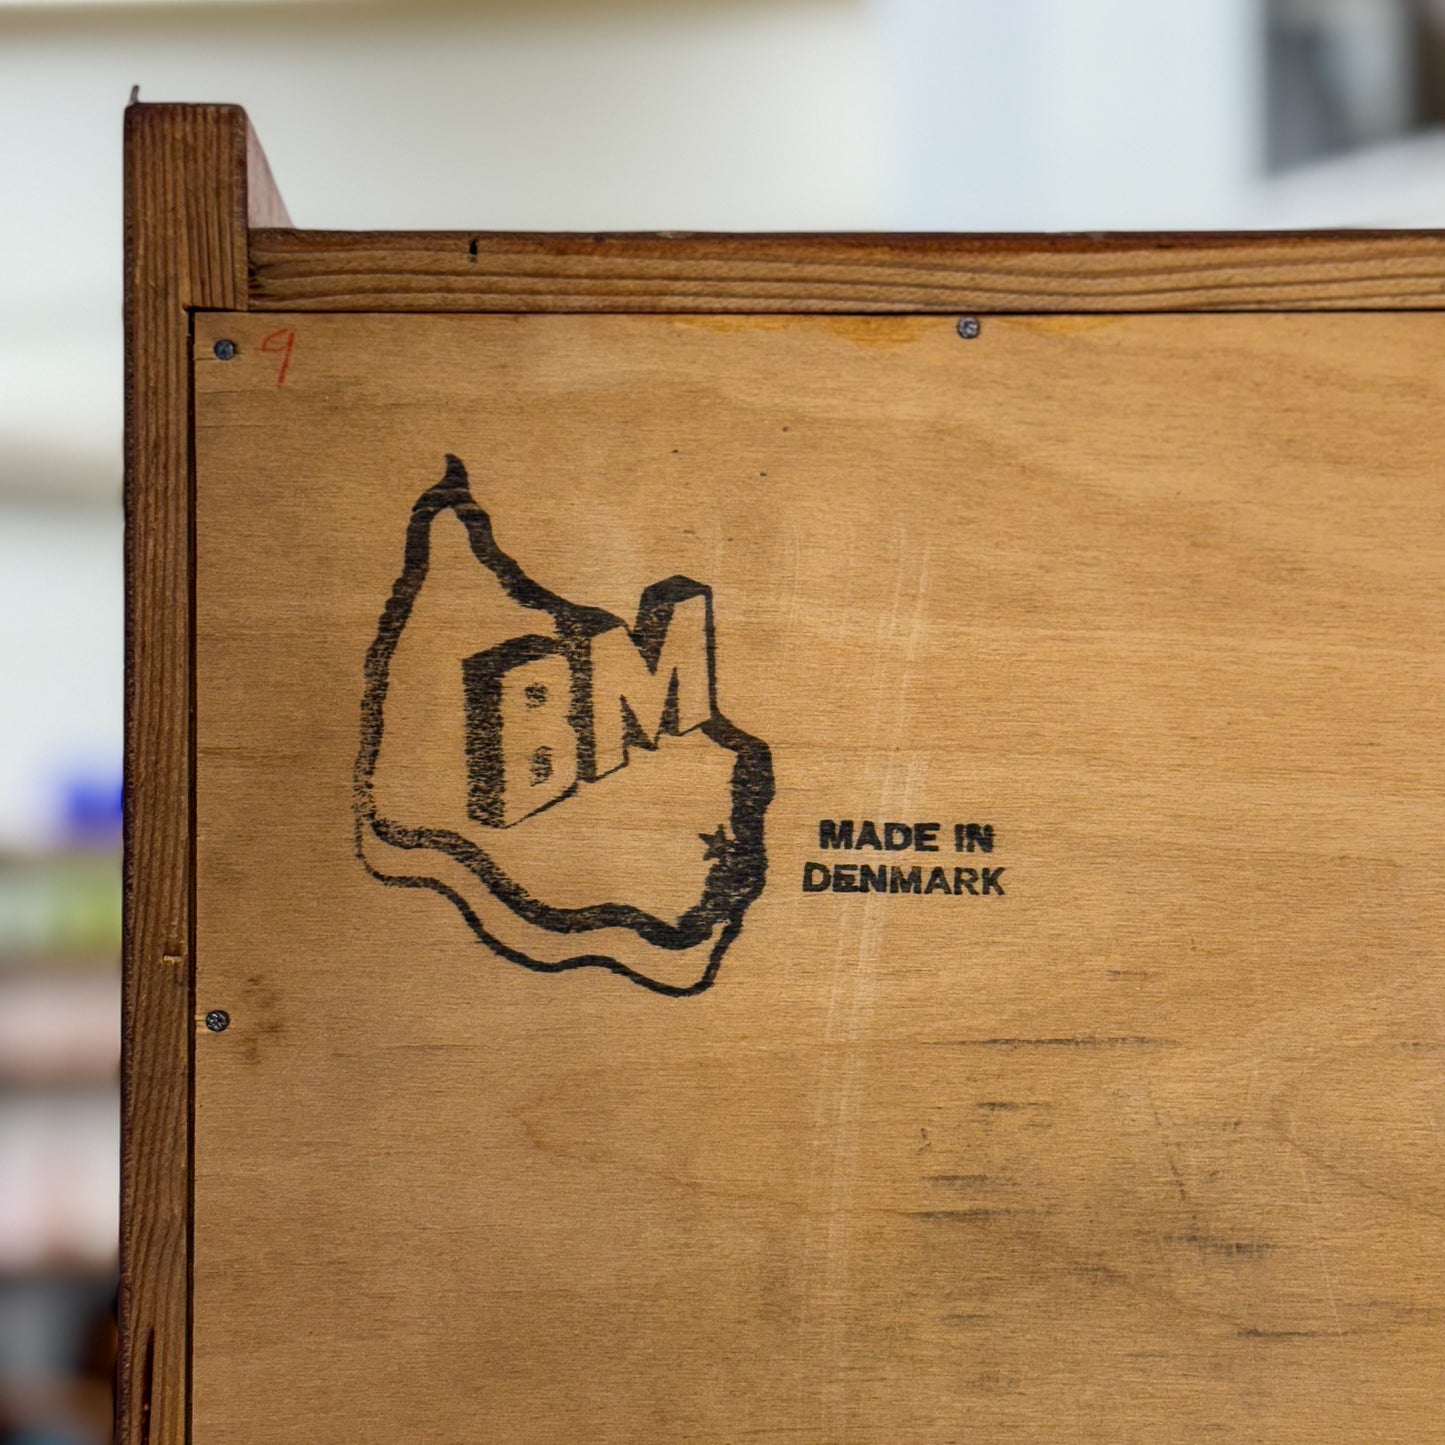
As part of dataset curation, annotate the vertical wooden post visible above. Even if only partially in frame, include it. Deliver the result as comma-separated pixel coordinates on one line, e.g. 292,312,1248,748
121,101,287,1445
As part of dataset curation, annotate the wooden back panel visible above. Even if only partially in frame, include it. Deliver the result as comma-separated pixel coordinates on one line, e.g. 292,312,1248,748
182,307,1445,1444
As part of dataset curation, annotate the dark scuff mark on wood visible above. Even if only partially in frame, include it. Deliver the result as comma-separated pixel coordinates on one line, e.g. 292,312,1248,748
936,1036,1176,1049
140,1327,155,1445
926,1173,1008,1187
1074,1262,1130,1285
910,1208,1029,1222
1165,1233,1277,1259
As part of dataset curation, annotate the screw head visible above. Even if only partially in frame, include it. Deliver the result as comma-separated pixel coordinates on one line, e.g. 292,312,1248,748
204,1009,231,1033
213,339,237,361
957,317,982,340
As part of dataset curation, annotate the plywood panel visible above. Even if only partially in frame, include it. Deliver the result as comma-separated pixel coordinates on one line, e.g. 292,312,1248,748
192,311,1445,1444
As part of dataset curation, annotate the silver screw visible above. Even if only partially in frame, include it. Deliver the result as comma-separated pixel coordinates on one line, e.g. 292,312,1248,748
957,317,981,340
213,339,237,361
204,1010,230,1033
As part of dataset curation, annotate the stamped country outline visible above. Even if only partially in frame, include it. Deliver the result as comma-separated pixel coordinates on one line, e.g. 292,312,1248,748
352,455,775,997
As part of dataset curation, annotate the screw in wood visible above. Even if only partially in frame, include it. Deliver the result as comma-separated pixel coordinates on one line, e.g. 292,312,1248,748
957,317,982,340
204,1010,231,1033
213,339,237,361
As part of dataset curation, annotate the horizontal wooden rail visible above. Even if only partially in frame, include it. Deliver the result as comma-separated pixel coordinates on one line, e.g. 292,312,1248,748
248,228,1445,314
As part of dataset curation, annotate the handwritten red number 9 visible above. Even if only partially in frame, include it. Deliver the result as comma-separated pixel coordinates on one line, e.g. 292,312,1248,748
260,328,296,386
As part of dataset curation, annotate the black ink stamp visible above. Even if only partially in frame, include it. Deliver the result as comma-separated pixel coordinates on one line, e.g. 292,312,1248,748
354,456,774,997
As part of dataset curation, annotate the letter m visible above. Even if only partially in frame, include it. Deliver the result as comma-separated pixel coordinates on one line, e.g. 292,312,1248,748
581,577,715,780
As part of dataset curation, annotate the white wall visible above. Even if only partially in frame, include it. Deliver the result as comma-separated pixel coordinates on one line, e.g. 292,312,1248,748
875,0,1263,229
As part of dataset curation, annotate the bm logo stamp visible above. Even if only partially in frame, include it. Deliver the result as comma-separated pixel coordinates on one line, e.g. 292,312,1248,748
354,456,774,995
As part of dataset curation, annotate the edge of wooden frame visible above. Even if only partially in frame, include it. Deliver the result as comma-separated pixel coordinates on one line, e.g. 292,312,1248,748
123,99,1445,1445
121,99,266,1445
249,226,1445,313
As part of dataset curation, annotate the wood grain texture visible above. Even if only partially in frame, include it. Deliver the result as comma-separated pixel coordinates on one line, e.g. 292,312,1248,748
248,228,1445,314
245,119,292,230
121,101,278,1445
190,310,1445,1444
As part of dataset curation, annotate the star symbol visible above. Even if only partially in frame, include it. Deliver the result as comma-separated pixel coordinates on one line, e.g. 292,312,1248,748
699,824,733,862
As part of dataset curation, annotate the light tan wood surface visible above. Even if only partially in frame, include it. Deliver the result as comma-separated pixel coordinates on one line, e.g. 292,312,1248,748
192,310,1444,1443
249,227,1445,314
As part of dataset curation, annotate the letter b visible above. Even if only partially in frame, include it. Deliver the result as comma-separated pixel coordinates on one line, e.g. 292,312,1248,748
462,636,579,827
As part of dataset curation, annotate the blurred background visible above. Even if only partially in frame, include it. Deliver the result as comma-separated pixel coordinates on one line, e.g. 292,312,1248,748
3,0,1445,1439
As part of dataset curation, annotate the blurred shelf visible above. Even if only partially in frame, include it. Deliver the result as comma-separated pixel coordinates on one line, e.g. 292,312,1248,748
0,1087,118,1276
0,955,118,978
0,973,119,1086
0,1290,115,1445
0,1262,115,1286
0,850,120,965
0,1250,118,1283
